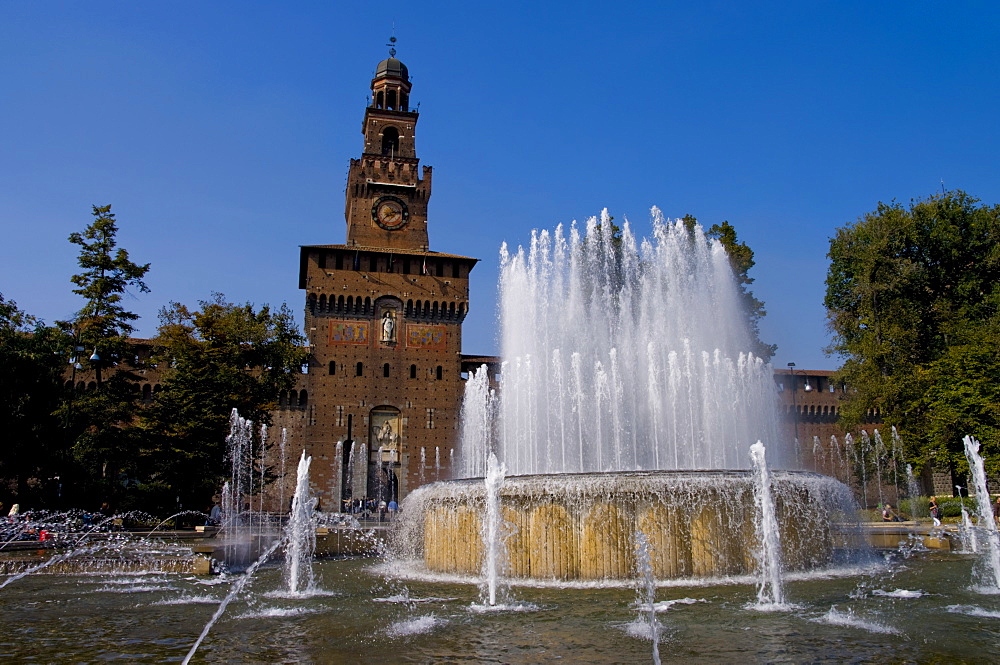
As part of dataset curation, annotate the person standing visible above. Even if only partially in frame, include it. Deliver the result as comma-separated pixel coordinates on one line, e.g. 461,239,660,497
929,496,941,527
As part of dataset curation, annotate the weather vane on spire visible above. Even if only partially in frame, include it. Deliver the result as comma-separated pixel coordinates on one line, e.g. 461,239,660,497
386,25,397,58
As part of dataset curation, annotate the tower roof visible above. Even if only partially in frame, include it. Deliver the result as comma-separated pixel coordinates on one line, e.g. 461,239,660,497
375,57,408,81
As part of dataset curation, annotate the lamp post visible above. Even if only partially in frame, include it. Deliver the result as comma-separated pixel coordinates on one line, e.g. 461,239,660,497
787,362,799,443
90,349,102,387
65,345,84,426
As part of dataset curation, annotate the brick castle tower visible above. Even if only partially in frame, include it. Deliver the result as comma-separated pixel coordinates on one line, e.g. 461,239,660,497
273,46,479,512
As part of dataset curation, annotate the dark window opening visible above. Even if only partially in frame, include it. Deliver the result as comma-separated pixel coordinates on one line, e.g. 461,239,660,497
329,361,336,375
356,362,364,377
381,127,400,155
410,364,417,379
383,363,390,377
436,365,443,380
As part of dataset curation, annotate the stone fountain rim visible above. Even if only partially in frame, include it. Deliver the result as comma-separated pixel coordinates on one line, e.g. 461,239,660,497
441,468,831,485
410,469,838,498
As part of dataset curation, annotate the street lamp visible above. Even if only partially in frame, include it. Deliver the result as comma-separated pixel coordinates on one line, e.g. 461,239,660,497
787,362,799,443
90,349,103,386
66,345,84,427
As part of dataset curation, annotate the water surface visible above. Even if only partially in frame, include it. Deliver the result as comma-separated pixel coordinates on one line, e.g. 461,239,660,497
1,552,998,663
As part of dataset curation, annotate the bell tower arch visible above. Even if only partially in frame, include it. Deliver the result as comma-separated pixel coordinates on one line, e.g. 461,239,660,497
345,39,430,251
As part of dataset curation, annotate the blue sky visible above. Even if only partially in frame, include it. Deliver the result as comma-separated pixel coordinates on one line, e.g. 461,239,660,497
2,2,998,370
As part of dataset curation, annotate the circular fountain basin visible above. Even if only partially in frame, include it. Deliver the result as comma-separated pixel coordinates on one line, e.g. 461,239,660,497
395,470,862,581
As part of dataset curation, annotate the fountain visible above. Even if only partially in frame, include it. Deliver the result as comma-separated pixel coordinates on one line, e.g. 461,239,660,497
481,452,506,606
963,436,1000,590
284,450,317,595
750,441,786,607
633,530,662,664
395,210,862,582
3,212,1000,661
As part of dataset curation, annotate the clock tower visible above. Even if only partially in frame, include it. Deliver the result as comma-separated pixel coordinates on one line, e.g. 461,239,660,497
285,44,480,512
345,49,430,251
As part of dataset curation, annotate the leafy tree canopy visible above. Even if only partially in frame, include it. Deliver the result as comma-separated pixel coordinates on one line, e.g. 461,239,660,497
0,294,66,504
825,190,1000,475
137,294,307,512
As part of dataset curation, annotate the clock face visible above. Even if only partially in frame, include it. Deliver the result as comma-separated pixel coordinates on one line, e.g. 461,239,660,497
372,196,409,230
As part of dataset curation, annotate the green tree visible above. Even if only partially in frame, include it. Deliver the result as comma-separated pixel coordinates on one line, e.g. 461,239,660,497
684,214,776,361
66,204,151,362
137,294,307,512
0,295,66,505
60,204,151,506
825,190,1000,476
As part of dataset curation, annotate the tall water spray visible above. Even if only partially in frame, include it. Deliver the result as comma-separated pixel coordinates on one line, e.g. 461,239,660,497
461,210,783,477
634,531,662,665
750,441,786,606
284,450,317,595
963,436,1000,589
482,452,507,606
958,485,979,554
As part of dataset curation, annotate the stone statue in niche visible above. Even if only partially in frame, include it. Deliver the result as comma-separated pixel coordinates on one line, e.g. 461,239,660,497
377,420,397,448
381,310,396,342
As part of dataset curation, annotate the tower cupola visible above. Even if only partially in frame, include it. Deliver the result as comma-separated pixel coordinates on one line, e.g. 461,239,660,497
371,38,411,112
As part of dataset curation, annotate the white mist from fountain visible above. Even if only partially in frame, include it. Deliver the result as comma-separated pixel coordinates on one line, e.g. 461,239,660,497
221,409,258,569
858,431,873,509
345,441,356,497
959,492,979,554
963,436,1000,590
284,450,317,595
905,464,923,520
890,427,905,502
872,430,887,508
481,452,506,607
461,209,783,477
257,424,268,542
278,429,289,516
750,441,786,607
